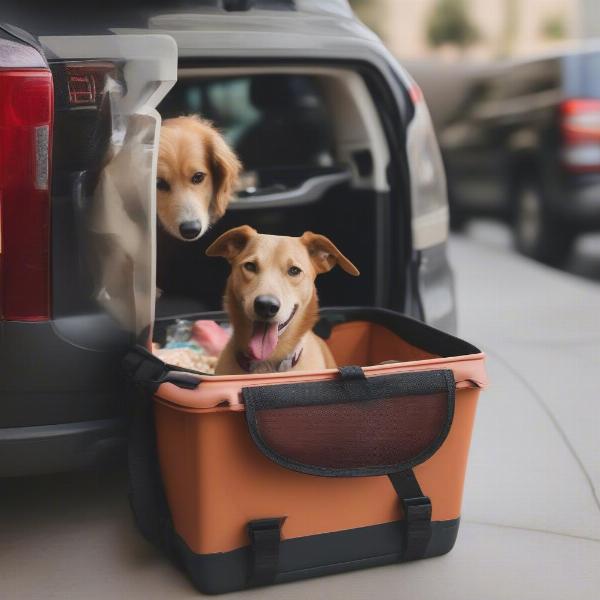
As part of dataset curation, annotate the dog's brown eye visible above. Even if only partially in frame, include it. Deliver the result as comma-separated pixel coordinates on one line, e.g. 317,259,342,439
243,261,257,273
288,266,302,277
156,177,170,192
191,171,206,185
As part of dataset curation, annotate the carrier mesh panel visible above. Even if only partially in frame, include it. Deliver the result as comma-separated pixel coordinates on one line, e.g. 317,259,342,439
254,392,448,469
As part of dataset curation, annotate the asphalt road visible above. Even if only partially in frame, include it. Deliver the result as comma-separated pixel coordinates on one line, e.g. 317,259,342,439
2,225,599,599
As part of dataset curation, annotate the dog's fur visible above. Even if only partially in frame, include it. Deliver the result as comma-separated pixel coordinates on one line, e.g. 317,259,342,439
157,116,241,241
206,226,359,375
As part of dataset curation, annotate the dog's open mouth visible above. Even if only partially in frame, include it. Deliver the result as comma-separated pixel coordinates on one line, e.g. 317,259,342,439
277,304,298,333
248,304,298,361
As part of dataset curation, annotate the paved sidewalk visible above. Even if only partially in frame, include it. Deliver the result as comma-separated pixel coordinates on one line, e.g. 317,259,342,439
1,232,599,599
450,232,600,532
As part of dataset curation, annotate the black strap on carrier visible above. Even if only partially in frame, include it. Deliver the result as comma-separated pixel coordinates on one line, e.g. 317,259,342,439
341,366,433,560
247,518,285,586
388,470,433,561
245,471,432,584
339,365,433,560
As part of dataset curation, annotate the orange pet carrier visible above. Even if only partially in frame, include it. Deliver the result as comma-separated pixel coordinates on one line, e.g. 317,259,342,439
124,307,487,594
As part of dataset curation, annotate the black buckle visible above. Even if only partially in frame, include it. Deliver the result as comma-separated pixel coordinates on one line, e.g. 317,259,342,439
162,370,202,389
402,496,432,523
401,496,432,560
123,347,168,389
247,518,285,587
123,346,204,392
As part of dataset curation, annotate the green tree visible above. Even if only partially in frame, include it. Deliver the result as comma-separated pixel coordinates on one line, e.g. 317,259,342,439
427,0,480,49
541,13,567,40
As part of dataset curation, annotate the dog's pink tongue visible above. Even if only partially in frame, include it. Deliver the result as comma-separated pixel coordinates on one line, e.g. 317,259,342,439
248,322,279,361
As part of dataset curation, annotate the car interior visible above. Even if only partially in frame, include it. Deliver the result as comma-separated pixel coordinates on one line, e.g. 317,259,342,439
154,66,397,327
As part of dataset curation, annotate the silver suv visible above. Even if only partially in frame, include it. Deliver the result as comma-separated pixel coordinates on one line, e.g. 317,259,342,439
0,0,453,476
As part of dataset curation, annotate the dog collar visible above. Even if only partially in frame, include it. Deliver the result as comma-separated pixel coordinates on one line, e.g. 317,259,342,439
236,346,303,374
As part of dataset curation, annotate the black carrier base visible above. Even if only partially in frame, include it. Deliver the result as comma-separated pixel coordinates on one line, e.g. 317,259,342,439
175,518,460,595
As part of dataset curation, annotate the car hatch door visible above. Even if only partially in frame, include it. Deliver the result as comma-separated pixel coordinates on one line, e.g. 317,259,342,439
39,34,177,347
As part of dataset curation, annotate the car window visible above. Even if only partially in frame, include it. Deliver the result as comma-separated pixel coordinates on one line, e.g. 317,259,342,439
159,74,336,174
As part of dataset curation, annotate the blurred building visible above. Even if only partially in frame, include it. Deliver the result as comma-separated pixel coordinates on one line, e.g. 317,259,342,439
352,0,586,60
350,0,600,127
580,0,600,38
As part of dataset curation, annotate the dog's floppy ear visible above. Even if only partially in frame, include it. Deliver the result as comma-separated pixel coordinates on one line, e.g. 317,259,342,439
207,125,242,220
206,225,256,261
300,232,360,276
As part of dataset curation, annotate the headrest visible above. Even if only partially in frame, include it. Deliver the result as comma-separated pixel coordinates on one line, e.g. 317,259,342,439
249,75,321,112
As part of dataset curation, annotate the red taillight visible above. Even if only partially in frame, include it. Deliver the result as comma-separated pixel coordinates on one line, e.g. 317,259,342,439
0,69,53,321
560,98,600,173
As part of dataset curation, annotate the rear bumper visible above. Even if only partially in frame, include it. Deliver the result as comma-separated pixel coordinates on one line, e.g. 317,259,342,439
0,319,127,427
0,418,127,477
0,319,129,475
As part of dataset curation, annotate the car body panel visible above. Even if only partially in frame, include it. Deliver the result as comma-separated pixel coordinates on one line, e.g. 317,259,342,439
40,34,177,345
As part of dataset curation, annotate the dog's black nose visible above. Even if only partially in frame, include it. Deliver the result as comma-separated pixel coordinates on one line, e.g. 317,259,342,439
179,220,202,240
254,295,280,319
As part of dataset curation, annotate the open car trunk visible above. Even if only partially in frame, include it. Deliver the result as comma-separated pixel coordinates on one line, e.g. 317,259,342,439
46,57,408,362
153,64,408,352
156,181,387,313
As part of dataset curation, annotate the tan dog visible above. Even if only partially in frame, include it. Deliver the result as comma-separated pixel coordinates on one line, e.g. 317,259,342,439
157,116,241,241
206,226,359,374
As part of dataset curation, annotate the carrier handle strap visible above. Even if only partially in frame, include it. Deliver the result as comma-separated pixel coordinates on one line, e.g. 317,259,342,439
338,365,372,402
388,470,432,561
247,518,285,587
123,345,202,392
123,346,169,393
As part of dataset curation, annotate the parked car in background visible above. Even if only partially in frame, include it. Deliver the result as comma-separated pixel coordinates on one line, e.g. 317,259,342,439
441,48,600,264
0,0,453,477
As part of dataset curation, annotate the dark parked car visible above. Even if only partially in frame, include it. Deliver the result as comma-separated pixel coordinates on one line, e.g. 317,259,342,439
441,50,600,264
0,0,453,476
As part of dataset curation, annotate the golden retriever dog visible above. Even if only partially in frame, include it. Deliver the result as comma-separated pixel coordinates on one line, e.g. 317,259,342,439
206,226,359,374
157,116,241,241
